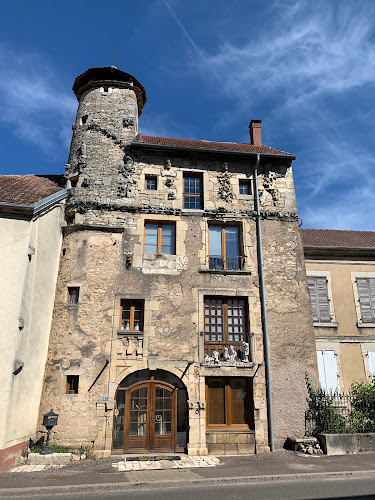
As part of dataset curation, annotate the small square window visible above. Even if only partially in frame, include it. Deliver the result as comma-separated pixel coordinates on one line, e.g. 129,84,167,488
68,287,80,304
145,176,157,190
81,115,88,125
66,375,79,394
239,180,251,195
120,300,144,332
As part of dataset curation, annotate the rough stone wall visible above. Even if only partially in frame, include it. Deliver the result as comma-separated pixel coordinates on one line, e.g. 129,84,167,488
261,219,318,446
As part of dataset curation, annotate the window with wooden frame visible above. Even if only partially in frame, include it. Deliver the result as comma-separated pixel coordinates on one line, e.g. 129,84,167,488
307,276,331,323
145,175,157,190
356,278,375,323
67,287,80,304
183,173,203,209
208,224,243,270
144,222,175,255
239,180,251,195
66,375,79,394
204,296,248,360
206,377,253,429
119,300,144,332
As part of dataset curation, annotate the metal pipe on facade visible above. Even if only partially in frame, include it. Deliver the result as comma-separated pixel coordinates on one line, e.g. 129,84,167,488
253,153,274,452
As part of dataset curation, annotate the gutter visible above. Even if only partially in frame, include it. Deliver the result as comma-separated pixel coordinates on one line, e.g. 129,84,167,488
253,153,274,452
0,189,67,217
130,141,296,160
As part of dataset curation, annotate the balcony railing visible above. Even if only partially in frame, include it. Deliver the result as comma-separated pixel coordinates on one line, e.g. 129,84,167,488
203,333,253,364
208,255,245,271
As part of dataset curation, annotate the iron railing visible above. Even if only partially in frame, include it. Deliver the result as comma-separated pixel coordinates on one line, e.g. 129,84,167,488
208,255,245,271
203,333,252,364
305,389,375,435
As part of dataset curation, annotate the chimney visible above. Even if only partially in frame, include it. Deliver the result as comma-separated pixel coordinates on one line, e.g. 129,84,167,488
249,119,262,146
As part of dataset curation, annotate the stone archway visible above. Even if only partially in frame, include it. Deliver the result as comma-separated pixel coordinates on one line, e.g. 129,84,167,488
112,369,188,453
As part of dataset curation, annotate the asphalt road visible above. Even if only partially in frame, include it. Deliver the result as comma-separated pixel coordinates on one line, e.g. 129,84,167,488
2,475,375,500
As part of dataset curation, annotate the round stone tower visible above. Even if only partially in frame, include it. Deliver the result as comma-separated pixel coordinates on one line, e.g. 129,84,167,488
66,66,147,202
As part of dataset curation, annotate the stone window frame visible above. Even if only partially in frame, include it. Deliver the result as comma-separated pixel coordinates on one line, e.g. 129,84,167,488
236,175,253,201
360,341,375,380
113,293,151,343
306,271,337,327
351,272,375,328
315,339,343,392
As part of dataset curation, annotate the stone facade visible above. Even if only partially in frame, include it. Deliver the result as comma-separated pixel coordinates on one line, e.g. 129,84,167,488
38,66,318,456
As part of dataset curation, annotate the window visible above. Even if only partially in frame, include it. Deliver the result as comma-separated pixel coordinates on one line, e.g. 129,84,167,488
307,276,331,323
145,176,157,190
356,278,375,323
209,225,243,270
81,115,88,125
206,377,253,428
144,222,175,254
205,297,247,343
183,173,203,209
119,300,144,332
66,375,79,394
239,180,251,195
68,287,80,304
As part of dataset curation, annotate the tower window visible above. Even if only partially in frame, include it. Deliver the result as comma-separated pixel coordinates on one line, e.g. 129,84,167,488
68,287,80,304
81,115,88,125
145,176,157,190
66,375,79,394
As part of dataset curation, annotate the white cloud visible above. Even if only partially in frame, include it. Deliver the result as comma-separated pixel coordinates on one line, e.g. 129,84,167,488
0,46,76,160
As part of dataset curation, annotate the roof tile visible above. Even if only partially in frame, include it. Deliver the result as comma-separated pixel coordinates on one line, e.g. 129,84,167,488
133,135,293,156
301,229,375,248
0,175,61,205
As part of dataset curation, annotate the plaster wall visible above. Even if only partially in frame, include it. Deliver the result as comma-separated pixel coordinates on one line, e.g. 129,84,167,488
0,203,63,462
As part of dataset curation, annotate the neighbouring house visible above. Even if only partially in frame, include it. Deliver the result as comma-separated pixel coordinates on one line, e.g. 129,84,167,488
0,175,66,470
37,66,318,457
302,229,375,392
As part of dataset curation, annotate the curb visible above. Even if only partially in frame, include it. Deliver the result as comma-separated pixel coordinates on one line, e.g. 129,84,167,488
1,469,375,496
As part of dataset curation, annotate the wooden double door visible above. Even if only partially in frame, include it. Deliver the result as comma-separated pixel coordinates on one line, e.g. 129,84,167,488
124,381,177,452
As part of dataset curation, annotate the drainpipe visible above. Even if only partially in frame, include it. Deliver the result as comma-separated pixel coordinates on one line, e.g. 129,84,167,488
253,153,274,452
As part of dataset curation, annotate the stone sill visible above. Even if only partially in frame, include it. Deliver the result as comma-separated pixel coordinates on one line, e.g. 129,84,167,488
117,332,144,337
199,268,251,275
206,430,255,433
313,322,338,328
357,323,375,328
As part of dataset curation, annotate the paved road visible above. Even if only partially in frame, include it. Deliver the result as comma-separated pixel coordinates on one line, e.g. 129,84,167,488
2,475,375,500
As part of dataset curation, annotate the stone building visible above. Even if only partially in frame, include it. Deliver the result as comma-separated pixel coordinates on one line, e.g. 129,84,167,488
0,176,66,470
302,229,375,391
38,66,318,457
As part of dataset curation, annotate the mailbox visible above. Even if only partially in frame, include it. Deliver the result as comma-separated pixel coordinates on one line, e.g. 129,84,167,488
43,409,59,430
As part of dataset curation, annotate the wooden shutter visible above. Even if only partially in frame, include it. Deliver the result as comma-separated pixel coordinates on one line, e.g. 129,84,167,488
317,349,338,393
307,276,319,322
357,278,375,323
368,351,375,378
307,276,330,322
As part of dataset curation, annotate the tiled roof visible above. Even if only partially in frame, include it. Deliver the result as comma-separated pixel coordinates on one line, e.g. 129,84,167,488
0,175,61,205
133,135,294,156
301,229,375,248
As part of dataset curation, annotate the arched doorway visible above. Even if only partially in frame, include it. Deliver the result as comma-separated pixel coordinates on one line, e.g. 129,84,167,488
112,369,187,453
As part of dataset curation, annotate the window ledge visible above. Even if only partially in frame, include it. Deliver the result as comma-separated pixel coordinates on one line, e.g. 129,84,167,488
238,194,253,200
117,331,144,337
313,322,338,328
199,268,251,275
357,323,375,328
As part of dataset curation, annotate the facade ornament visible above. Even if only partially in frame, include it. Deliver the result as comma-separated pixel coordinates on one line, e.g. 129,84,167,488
218,165,233,203
242,341,250,363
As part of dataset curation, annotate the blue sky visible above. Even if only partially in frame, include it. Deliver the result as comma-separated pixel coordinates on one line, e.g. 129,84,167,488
1,0,374,230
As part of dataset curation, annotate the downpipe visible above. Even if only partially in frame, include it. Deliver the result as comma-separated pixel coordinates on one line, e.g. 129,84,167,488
253,153,274,452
